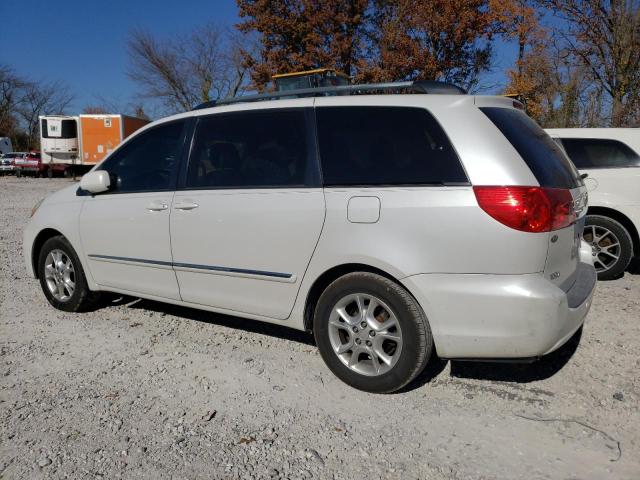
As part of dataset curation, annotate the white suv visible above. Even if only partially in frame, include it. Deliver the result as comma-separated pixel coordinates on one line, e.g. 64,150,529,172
546,128,640,280
24,82,596,393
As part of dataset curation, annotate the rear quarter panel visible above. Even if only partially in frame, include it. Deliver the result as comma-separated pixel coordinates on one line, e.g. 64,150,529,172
311,187,549,276
289,185,550,330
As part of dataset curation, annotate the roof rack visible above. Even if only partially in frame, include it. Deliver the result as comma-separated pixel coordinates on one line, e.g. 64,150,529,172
193,80,466,110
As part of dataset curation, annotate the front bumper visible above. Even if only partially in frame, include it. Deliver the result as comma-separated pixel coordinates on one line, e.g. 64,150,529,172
401,247,596,359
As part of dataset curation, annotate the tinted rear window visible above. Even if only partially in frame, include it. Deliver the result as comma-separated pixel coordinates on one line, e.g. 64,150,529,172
561,138,640,169
316,106,467,186
480,107,581,189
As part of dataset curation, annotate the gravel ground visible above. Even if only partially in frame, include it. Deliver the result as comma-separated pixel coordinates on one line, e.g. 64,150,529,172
1,176,639,480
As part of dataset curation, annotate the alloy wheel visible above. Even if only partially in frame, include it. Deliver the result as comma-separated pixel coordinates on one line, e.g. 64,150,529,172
44,249,76,302
583,225,621,274
327,293,403,376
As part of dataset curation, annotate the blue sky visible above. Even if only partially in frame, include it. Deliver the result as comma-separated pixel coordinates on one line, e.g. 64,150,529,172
2,0,515,116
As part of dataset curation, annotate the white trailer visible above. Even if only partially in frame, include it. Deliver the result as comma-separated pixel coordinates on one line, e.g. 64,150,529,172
39,115,80,176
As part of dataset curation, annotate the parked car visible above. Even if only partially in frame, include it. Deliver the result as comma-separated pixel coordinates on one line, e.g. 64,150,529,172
0,154,15,175
45,162,72,178
0,152,26,175
546,128,640,280
15,152,45,177
24,81,596,393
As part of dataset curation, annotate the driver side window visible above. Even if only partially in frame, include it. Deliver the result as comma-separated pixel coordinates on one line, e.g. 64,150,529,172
98,120,186,193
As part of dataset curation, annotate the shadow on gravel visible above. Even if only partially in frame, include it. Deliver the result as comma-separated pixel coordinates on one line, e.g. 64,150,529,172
398,350,449,393
111,296,315,346
628,258,640,275
100,294,583,389
449,327,583,383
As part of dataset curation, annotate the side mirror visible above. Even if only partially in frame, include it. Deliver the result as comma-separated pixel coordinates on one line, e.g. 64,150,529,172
80,170,111,194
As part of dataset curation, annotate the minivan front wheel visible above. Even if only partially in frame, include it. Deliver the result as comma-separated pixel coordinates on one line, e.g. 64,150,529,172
37,235,101,312
314,272,433,393
583,215,633,280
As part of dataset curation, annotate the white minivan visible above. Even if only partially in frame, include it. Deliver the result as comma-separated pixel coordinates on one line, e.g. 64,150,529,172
547,129,640,280
24,82,596,392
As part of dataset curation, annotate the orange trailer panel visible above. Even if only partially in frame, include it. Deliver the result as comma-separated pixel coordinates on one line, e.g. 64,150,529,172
79,115,150,165
80,116,122,164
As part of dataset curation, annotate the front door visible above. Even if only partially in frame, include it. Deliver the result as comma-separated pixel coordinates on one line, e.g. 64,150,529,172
79,120,187,300
170,106,325,320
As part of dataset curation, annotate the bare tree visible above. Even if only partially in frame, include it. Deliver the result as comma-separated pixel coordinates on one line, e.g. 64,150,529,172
2,65,73,149
81,90,159,120
127,23,250,114
0,65,27,135
16,80,73,149
542,0,640,127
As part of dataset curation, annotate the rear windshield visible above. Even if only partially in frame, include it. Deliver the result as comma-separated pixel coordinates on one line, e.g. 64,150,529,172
561,138,640,169
480,107,581,189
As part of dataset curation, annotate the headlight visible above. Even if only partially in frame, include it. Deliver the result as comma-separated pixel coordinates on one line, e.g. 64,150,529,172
30,198,44,217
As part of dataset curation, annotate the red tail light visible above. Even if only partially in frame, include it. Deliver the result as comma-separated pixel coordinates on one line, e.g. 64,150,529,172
473,186,575,233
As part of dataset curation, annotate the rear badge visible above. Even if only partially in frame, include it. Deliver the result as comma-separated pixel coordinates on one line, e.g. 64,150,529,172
550,271,561,280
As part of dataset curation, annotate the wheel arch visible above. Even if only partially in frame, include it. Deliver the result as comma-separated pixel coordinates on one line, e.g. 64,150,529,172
587,206,639,257
302,263,408,332
31,228,65,278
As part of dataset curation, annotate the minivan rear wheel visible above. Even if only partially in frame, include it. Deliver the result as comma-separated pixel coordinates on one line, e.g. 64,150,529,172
313,272,433,393
583,215,633,280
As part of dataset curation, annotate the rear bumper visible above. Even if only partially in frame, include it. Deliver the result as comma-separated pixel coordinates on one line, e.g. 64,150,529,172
402,248,596,359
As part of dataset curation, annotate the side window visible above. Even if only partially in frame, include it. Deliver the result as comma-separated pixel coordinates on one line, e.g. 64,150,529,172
99,120,186,193
316,106,467,186
560,138,640,169
186,109,316,189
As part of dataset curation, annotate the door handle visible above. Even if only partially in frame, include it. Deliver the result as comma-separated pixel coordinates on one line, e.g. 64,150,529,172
174,201,199,211
146,200,168,211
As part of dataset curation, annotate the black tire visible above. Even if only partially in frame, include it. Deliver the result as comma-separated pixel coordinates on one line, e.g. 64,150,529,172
313,272,433,393
37,235,101,312
584,215,633,281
